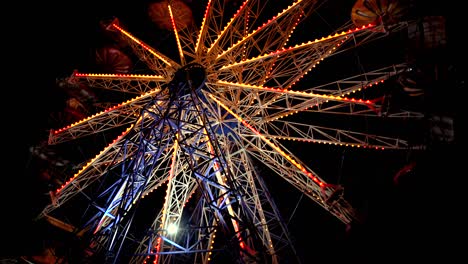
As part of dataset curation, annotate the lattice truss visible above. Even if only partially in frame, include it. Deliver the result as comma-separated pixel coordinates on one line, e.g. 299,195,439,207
39,0,425,263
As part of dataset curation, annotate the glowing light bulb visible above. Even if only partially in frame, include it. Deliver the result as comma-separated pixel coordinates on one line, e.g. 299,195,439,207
167,223,178,235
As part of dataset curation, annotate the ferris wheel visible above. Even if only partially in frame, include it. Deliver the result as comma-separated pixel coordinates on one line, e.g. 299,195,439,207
37,0,427,263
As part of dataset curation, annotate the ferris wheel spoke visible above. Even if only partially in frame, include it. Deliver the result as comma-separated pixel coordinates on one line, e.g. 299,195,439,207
173,25,199,63
205,0,267,58
214,0,318,68
48,91,167,145
208,87,419,149
216,26,363,85
212,63,425,122
207,80,378,123
239,132,356,224
71,72,167,94
212,80,375,116
167,3,187,65
267,120,418,149
263,92,381,121
303,101,424,118
103,18,180,75
216,20,409,88
304,63,408,95
194,0,225,55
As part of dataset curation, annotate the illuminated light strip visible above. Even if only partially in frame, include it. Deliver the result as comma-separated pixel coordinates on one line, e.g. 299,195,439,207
219,23,375,68
270,136,385,150
50,90,160,134
246,37,347,118
151,135,180,263
149,237,162,264
53,126,134,195
216,80,375,106
221,32,383,120
219,38,342,70
208,94,326,188
141,178,170,201
283,24,376,91
167,4,186,65
206,0,251,54
265,79,387,122
195,0,213,53
241,9,249,61
207,227,217,262
74,72,166,80
112,23,172,66
301,66,397,96
338,79,386,96
215,0,305,59
262,12,303,82
247,36,338,115
204,131,247,254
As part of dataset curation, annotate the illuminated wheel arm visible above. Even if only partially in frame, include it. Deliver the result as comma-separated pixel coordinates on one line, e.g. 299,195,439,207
216,24,376,87
267,120,418,150
210,62,424,120
210,80,383,120
304,64,408,95
242,86,421,120
209,90,422,150
104,19,180,76
240,131,356,224
204,0,269,59
194,0,223,56
70,72,168,95
211,0,319,66
48,90,166,145
240,126,347,223
171,21,199,63
255,64,423,120
332,20,417,52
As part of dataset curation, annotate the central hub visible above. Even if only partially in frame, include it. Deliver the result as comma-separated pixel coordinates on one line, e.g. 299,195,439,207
168,63,206,97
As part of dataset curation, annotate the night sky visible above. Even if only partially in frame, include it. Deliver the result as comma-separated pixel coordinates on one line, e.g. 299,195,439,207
4,0,463,263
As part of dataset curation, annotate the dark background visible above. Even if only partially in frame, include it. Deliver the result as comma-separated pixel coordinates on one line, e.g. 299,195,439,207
4,0,463,263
